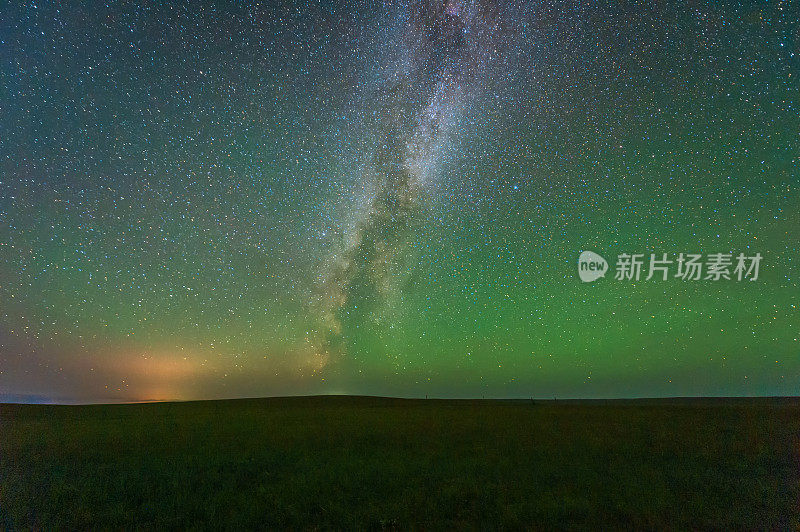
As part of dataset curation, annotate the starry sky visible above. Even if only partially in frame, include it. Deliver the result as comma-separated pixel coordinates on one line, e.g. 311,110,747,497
1,0,798,403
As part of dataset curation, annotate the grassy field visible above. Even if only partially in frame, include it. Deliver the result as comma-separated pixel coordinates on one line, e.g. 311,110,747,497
1,396,798,529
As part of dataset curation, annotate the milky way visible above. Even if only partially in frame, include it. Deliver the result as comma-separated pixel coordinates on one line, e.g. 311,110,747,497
312,1,513,363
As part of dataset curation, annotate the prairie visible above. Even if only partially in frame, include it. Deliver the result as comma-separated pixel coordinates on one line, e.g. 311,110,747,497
1,396,798,529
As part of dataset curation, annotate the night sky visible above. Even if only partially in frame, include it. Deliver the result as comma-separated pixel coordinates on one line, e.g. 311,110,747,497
1,0,798,403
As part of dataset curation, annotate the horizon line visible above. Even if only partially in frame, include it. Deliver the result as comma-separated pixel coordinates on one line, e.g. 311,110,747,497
2,393,800,406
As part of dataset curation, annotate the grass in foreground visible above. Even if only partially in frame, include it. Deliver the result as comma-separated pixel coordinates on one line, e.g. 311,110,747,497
1,396,798,529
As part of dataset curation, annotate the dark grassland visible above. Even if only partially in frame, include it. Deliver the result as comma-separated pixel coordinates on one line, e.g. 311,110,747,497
1,396,798,529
